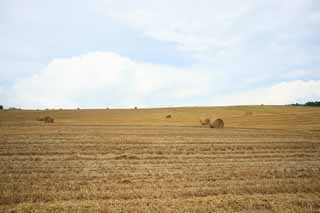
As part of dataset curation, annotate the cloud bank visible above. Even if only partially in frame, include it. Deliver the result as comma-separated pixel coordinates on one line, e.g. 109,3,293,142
211,80,320,106
5,52,320,109
7,52,212,108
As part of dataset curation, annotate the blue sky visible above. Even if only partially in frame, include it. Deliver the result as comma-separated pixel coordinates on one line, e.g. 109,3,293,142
1,0,320,108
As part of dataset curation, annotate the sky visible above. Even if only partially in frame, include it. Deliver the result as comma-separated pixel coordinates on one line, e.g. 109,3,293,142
1,0,320,109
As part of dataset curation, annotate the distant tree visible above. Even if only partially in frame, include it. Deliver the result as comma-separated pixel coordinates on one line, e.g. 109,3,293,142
305,101,320,107
8,107,20,110
0,105,3,110
291,101,320,107
291,103,301,106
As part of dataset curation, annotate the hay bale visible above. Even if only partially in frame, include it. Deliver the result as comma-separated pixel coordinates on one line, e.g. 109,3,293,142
210,118,224,128
43,116,54,123
36,117,44,121
166,114,172,118
245,111,253,116
37,116,54,123
200,118,210,126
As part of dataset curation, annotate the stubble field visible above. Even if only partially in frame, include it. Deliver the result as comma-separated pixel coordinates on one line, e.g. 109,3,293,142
1,106,320,212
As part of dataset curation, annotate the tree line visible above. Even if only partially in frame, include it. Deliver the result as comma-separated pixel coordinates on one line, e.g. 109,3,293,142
291,101,320,107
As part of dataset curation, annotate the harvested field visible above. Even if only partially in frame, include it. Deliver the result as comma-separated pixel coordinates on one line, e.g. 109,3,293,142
0,106,320,212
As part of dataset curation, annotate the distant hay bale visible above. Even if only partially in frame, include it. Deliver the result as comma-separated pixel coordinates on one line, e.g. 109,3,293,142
36,117,44,121
210,118,224,128
134,107,138,110
77,108,80,110
200,118,210,126
245,111,253,116
37,116,54,123
43,116,54,123
166,114,172,118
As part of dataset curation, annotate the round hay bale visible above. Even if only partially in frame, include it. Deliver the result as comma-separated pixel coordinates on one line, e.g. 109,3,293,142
36,117,44,121
200,118,210,126
210,118,224,128
44,116,54,123
166,114,172,118
245,111,253,116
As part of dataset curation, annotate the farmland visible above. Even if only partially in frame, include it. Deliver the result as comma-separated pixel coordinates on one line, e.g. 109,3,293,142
1,106,320,212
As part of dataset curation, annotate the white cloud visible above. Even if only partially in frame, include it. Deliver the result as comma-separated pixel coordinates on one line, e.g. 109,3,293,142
99,0,320,87
211,80,320,106
6,52,320,109
8,52,213,108
102,0,319,62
